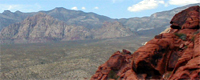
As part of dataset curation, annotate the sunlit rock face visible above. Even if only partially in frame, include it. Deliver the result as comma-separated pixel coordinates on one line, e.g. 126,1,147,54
91,6,200,80
0,13,92,43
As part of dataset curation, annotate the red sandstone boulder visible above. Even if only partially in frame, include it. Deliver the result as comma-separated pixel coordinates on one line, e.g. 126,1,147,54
170,6,199,29
91,6,200,80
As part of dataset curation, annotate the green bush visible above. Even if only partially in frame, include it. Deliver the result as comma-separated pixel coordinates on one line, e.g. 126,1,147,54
174,33,187,41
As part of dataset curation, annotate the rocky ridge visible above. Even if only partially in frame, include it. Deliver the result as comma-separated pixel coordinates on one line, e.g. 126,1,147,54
42,7,112,29
0,13,132,43
0,10,36,30
91,6,200,80
0,7,112,31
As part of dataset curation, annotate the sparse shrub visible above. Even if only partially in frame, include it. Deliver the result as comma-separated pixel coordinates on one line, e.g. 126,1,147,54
108,70,119,79
174,33,187,41
40,62,45,64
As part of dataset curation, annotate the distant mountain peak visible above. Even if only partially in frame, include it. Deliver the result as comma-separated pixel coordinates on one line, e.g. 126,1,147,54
54,7,67,10
14,10,22,14
2,10,12,14
51,7,71,12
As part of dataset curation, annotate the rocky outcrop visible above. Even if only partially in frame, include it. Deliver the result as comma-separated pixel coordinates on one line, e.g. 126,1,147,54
91,6,200,80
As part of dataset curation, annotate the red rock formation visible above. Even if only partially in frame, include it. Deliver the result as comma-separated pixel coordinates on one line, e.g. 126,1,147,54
91,6,200,80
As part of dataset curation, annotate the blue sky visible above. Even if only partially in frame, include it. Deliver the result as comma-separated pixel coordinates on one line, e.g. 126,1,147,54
0,0,199,18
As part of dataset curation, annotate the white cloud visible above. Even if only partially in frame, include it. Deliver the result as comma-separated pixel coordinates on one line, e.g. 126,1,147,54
128,0,165,12
0,3,41,12
82,7,86,10
71,7,78,10
164,3,169,7
168,0,200,5
94,7,99,9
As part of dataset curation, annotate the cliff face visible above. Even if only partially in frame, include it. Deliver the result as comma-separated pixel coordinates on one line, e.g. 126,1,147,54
91,6,200,80
0,13,92,43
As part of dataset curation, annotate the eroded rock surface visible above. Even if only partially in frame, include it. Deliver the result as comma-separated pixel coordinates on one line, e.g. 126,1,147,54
91,6,200,80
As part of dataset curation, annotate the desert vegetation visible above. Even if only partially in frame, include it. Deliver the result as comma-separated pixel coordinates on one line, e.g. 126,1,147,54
0,36,149,80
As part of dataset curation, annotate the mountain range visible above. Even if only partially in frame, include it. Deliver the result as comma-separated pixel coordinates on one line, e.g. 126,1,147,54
0,3,199,43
